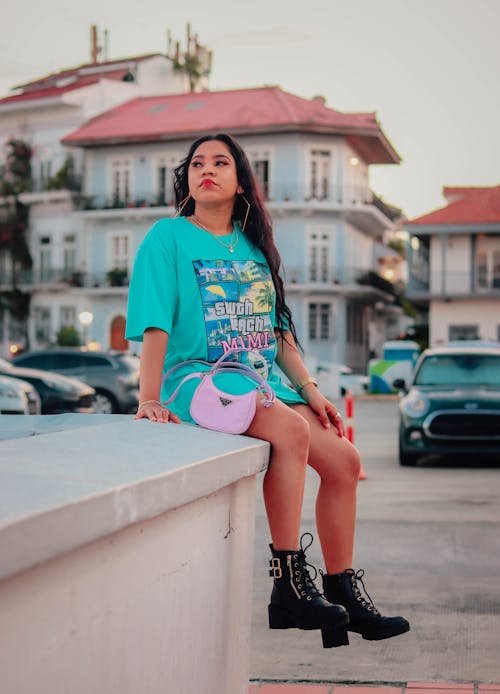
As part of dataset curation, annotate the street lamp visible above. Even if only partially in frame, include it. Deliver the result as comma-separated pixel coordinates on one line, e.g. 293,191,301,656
78,310,94,347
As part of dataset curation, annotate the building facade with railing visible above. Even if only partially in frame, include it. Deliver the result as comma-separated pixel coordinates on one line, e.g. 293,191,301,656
405,185,500,346
0,53,195,352
56,88,403,370
2,85,404,370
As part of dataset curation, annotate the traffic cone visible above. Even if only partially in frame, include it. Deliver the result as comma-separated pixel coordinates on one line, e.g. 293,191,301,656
344,390,367,480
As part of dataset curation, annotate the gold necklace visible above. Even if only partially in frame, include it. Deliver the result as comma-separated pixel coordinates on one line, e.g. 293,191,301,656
191,215,239,253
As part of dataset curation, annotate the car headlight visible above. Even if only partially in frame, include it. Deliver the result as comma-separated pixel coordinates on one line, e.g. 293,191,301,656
0,384,18,398
400,391,430,418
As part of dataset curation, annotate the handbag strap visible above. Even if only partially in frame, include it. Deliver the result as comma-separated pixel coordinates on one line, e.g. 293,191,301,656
162,347,275,407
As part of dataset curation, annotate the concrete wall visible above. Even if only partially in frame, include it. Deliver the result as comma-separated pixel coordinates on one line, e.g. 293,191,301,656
0,415,269,694
430,299,500,345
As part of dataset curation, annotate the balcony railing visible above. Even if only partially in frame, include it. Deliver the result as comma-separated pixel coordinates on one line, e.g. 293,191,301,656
28,177,82,194
407,270,500,296
79,185,385,212
284,265,397,295
12,267,129,288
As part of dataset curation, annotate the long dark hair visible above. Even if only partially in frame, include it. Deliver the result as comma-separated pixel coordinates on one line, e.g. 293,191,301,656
173,133,300,347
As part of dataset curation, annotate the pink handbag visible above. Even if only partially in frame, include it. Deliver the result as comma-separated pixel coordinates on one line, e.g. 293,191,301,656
162,348,275,434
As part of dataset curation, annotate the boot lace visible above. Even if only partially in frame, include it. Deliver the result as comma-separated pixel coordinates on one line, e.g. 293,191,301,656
350,569,380,614
293,532,323,599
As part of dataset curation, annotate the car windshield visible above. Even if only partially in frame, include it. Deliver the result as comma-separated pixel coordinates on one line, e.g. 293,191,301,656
414,354,500,386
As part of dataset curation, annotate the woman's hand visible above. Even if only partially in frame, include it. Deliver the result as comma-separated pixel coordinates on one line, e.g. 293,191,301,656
134,399,181,424
301,384,344,436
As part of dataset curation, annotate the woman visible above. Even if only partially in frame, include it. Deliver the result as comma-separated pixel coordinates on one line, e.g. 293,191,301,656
126,133,409,648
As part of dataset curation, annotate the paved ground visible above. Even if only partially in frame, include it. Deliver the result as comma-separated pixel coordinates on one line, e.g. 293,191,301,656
249,683,500,693
250,398,500,685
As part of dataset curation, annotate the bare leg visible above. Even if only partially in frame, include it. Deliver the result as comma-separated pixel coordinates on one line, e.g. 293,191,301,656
290,404,361,573
245,399,310,550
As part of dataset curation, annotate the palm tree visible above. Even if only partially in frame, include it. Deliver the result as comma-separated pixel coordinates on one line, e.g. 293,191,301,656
255,282,274,312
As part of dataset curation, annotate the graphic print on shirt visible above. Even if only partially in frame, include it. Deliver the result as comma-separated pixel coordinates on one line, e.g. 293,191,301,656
193,258,276,373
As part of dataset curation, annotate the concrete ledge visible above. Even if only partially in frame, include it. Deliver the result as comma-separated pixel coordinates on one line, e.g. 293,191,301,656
0,414,270,694
0,415,269,580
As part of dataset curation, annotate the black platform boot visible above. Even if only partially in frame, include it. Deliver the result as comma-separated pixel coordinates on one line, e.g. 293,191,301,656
322,568,410,644
268,533,349,648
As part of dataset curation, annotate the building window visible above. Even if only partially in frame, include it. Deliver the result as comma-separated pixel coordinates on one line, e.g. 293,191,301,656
309,150,331,200
448,325,479,341
110,159,132,205
308,228,330,282
156,154,180,206
34,306,51,343
39,236,52,282
309,302,332,340
109,234,129,270
63,234,76,276
246,150,271,200
494,250,500,288
476,251,488,289
60,306,76,328
39,160,53,190
475,243,500,290
253,159,270,199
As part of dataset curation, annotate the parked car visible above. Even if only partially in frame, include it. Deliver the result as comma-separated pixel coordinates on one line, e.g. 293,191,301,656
12,349,139,414
0,358,95,415
0,374,41,414
314,363,369,397
394,346,500,466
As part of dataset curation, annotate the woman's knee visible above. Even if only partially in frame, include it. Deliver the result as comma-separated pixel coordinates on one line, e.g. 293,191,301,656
277,409,310,455
316,440,361,487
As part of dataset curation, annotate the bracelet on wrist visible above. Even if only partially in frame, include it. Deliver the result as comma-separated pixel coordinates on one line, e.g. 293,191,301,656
295,377,318,393
138,399,162,409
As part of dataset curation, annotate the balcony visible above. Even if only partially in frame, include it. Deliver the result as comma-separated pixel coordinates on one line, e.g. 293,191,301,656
406,270,500,301
284,265,397,299
17,173,83,206
78,185,397,233
8,267,130,291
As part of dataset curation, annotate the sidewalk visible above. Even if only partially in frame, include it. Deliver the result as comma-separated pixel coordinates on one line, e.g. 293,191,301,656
249,683,500,693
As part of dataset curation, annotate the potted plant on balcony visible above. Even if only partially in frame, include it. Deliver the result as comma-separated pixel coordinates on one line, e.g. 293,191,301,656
106,267,128,287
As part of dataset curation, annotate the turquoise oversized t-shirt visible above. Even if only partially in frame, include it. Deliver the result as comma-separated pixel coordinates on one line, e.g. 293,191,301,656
126,216,305,423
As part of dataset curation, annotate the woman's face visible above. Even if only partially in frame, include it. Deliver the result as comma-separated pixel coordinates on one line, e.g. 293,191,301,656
188,139,241,207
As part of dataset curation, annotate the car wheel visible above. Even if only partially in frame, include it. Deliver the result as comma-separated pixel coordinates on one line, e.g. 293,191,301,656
398,434,419,467
93,390,118,414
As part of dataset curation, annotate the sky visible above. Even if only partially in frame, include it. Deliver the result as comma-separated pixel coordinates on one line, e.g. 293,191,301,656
1,0,499,219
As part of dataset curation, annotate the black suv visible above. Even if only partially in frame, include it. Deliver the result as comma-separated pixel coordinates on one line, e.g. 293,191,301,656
13,349,139,414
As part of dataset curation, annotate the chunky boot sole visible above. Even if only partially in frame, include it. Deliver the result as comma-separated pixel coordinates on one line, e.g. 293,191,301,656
321,623,350,648
268,603,349,649
268,603,348,630
349,621,410,640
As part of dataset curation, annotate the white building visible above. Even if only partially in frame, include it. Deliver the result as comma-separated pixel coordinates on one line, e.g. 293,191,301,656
405,185,500,346
0,52,195,353
58,86,403,370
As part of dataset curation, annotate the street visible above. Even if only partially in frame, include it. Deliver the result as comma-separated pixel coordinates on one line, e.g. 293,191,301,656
250,398,500,684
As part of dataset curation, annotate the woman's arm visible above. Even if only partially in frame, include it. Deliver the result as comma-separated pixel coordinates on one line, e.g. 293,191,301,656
135,327,181,423
274,329,344,435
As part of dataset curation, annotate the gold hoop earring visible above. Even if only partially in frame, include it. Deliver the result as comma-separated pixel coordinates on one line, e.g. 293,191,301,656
239,193,250,232
175,193,192,217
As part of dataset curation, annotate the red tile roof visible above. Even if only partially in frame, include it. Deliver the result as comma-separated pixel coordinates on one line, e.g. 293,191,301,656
61,87,400,164
0,54,160,106
409,185,500,226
